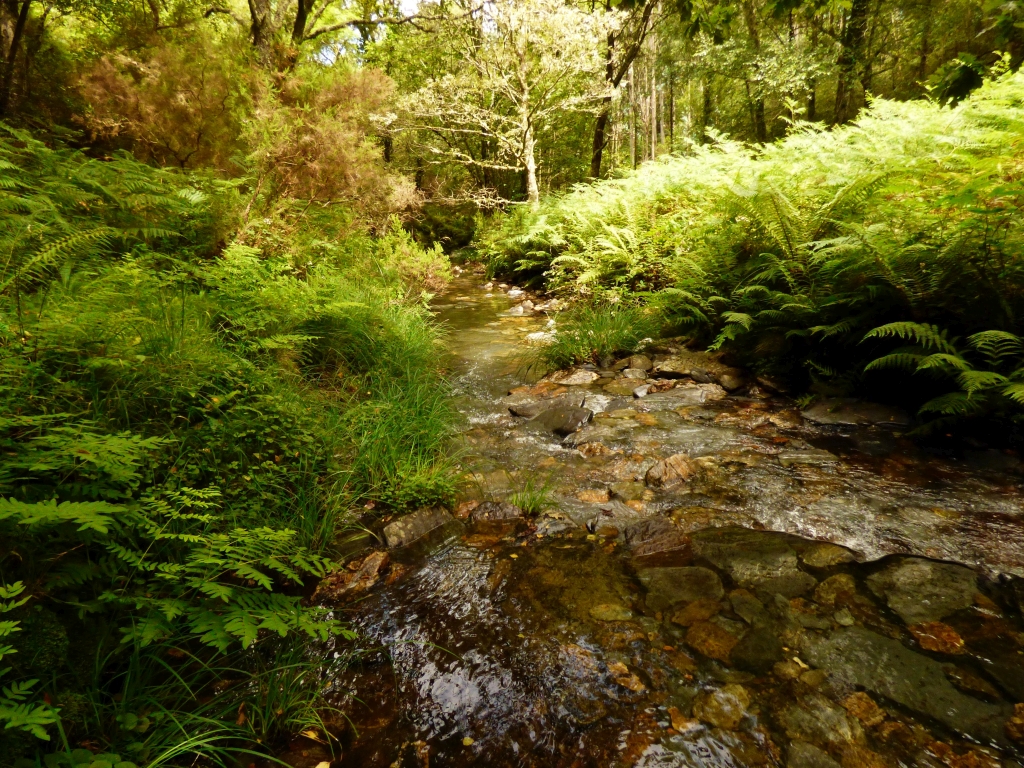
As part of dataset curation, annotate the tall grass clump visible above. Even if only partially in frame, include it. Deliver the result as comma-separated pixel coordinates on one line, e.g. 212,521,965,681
541,303,660,368
484,64,1024,432
0,124,454,764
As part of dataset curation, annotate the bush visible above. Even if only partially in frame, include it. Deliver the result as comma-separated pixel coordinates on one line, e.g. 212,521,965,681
541,302,660,368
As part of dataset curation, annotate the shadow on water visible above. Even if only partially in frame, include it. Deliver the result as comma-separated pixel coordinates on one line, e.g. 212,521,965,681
327,275,1024,768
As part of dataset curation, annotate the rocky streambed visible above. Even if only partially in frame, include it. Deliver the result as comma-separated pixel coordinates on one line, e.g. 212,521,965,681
308,275,1024,768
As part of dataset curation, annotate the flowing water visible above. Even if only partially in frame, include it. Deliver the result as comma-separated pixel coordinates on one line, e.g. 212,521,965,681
325,275,1024,768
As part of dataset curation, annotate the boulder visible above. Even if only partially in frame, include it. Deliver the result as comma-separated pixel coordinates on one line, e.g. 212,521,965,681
384,507,453,548
716,372,747,392
802,627,1010,744
638,566,725,611
508,394,574,419
531,405,594,435
645,453,700,489
865,557,977,625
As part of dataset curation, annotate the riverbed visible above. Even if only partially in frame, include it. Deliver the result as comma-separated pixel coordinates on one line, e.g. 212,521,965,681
327,275,1024,768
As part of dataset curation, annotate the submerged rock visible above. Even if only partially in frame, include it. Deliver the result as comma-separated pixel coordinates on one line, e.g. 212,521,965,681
624,517,690,557
787,742,841,768
639,566,725,611
730,627,784,673
508,393,575,419
645,453,700,489
383,506,453,548
802,627,1010,744
865,557,978,625
692,528,817,598
778,691,859,746
692,684,750,729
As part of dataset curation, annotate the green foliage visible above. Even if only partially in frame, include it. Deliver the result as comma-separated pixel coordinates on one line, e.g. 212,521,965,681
541,303,660,368
506,473,556,516
0,582,59,741
488,67,1024,424
0,124,454,762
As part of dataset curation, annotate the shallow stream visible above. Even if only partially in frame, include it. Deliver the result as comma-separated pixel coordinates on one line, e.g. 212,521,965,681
326,276,1024,768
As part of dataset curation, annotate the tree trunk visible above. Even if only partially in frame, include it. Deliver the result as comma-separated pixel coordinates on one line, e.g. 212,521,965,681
247,0,273,62
833,0,870,124
588,0,656,178
523,120,539,206
741,0,767,142
0,0,29,116
699,74,712,144
292,0,312,44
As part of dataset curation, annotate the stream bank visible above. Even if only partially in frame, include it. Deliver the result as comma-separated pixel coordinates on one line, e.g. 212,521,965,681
314,276,1024,768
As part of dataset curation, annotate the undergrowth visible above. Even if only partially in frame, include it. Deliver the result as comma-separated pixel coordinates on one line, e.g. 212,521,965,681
0,125,453,764
484,65,1024,433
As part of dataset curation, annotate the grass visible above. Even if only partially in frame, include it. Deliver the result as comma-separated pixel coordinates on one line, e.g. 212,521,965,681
540,302,661,368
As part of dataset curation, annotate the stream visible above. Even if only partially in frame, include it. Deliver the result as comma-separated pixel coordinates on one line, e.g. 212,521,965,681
323,275,1024,768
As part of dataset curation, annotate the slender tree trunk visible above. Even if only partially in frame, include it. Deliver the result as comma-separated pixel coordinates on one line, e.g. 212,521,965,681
523,120,539,206
589,0,656,178
650,67,657,160
0,0,29,116
292,0,312,44
833,0,870,124
741,0,767,142
700,74,712,144
668,71,674,149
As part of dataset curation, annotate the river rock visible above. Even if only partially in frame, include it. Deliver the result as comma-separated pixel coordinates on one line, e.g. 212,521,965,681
731,627,784,673
508,393,574,419
383,507,453,548
639,566,725,611
590,603,634,622
623,368,649,379
692,528,817,598
313,550,389,603
623,517,690,557
865,557,977,624
778,691,859,746
645,453,700,489
692,684,750,730
716,372,747,392
557,370,601,386
907,621,965,654
730,589,772,627
801,398,911,427
813,574,858,607
562,423,618,448
672,599,721,627
802,627,1010,744
788,742,841,768
531,404,594,435
627,354,652,371
686,621,740,662
471,501,524,522
801,543,857,568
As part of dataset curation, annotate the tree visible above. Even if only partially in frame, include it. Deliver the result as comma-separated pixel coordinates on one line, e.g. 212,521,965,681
399,0,618,206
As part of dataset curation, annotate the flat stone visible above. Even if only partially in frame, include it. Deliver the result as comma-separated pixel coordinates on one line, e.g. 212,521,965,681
577,488,610,503
692,684,750,729
645,453,699,489
639,566,725,611
778,449,839,467
471,501,524,521
671,599,722,627
624,517,690,557
508,393,574,419
801,543,857,568
590,603,634,622
730,589,771,627
686,620,740,662
866,557,977,625
788,741,841,768
908,621,965,655
562,423,618,448
604,379,640,396
558,370,601,386
801,398,911,427
611,481,647,502
384,507,453,548
623,368,648,379
802,627,1010,744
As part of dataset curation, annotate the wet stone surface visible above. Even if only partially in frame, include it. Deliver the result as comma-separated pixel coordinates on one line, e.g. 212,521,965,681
327,277,1024,768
